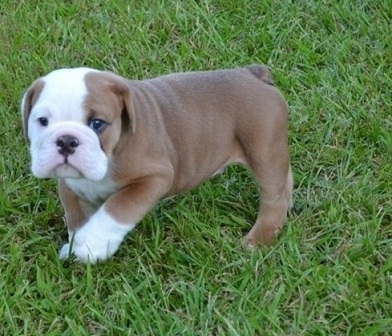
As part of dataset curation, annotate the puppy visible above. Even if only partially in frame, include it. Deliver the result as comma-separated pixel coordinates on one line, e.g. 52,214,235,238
21,65,293,263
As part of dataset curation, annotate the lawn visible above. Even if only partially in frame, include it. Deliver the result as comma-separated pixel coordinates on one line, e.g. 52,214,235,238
0,0,391,334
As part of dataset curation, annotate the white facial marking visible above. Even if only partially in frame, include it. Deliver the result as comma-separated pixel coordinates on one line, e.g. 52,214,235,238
25,68,108,181
30,121,108,180
59,207,135,263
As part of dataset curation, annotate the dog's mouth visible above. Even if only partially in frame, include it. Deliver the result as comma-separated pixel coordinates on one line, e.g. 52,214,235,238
54,163,83,179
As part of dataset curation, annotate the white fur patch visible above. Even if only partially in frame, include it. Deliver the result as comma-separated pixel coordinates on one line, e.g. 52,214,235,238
65,177,117,205
59,207,135,263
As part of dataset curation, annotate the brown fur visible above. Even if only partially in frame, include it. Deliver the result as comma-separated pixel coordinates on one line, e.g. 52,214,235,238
22,79,45,139
85,65,292,246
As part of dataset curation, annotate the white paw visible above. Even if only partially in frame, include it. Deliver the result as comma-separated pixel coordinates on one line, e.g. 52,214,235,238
59,207,135,263
59,243,71,260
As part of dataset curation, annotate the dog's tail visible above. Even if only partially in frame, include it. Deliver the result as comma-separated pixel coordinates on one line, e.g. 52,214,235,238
246,64,274,86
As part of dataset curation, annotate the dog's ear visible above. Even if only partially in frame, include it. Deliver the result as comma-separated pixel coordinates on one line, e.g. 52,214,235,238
108,74,136,135
21,79,45,140
84,71,136,135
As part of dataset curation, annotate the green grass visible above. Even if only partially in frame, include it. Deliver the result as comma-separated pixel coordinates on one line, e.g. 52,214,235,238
1,0,391,334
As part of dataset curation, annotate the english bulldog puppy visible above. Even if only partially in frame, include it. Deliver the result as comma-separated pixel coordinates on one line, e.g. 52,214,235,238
21,65,293,263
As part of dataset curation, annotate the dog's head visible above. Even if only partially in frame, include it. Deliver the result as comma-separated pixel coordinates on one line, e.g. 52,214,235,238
21,68,135,181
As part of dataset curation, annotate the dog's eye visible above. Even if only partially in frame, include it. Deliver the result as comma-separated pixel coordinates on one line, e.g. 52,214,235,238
89,119,107,133
38,117,48,126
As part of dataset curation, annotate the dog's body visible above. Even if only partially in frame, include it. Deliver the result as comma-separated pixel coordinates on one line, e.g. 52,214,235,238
22,65,293,263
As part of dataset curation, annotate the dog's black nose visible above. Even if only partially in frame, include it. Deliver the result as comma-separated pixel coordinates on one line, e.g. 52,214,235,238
56,135,79,155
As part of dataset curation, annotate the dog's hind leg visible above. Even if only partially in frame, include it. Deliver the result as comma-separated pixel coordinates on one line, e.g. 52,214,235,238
240,115,293,247
244,163,293,247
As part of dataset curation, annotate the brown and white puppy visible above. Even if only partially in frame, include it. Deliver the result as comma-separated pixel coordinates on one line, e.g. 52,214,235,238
21,65,293,263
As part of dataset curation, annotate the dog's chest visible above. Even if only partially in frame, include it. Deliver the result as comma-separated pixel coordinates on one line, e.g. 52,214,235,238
65,177,117,205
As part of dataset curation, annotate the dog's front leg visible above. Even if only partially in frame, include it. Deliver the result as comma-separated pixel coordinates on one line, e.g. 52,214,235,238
61,177,170,263
58,179,92,260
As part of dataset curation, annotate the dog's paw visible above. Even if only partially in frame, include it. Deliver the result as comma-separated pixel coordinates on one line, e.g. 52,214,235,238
71,230,123,264
59,243,72,260
60,207,135,264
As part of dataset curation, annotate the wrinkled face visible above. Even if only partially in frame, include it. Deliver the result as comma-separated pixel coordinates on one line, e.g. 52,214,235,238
22,68,132,181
